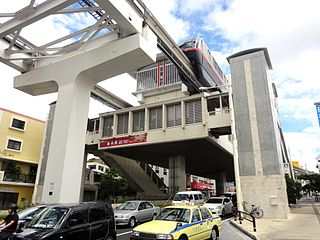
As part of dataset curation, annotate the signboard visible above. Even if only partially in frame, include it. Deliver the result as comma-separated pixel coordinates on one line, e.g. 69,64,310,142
315,103,320,127
191,182,214,190
283,163,290,174
99,133,148,148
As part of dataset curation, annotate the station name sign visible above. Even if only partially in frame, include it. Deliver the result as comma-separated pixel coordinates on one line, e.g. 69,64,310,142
99,133,148,149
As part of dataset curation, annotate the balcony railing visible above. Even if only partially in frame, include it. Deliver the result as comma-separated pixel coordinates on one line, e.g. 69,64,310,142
3,172,36,184
136,63,182,91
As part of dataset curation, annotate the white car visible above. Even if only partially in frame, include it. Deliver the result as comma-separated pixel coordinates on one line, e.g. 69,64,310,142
204,197,233,216
172,191,205,206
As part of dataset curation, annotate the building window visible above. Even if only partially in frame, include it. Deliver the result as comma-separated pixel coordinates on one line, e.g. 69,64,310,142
149,107,162,130
102,116,113,137
167,103,181,127
6,139,22,151
98,166,104,172
10,118,26,131
155,166,159,174
133,110,145,132
117,113,129,135
0,192,18,210
185,100,202,124
163,169,167,176
89,165,96,170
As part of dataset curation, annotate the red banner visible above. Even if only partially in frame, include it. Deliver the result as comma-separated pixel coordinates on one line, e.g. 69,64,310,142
99,133,148,149
191,182,214,190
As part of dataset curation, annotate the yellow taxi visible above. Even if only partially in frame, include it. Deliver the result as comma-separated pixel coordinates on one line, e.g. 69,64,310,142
130,204,221,240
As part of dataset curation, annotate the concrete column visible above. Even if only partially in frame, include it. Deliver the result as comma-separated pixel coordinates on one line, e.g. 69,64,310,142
227,48,289,219
80,150,89,202
169,156,186,194
42,79,93,203
214,172,227,195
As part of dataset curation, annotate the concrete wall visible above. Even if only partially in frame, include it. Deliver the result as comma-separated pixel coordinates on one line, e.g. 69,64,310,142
228,49,289,219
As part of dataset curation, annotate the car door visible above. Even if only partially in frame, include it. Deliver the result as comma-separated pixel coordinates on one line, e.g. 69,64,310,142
59,209,90,240
223,198,232,214
144,202,155,220
189,209,205,240
200,207,214,238
137,202,148,222
89,206,109,240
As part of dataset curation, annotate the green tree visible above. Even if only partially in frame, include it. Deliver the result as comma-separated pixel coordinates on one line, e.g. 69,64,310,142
285,174,302,204
298,173,320,192
98,167,128,202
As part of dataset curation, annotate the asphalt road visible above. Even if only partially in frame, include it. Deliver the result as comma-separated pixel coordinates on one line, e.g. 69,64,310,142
116,215,252,240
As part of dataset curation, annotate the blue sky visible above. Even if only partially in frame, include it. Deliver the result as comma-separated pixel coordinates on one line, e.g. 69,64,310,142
0,0,319,171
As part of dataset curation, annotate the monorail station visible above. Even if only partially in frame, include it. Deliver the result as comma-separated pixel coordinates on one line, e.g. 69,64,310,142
0,0,291,219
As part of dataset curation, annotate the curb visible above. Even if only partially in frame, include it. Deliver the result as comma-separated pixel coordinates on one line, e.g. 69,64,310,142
229,220,260,240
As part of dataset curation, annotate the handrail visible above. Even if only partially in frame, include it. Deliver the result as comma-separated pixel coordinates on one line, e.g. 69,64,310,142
137,160,167,190
233,209,257,232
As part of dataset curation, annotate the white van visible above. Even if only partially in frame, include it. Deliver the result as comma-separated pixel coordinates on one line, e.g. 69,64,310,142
172,191,205,205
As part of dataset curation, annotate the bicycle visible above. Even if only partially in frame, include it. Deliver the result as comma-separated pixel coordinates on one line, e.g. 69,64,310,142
242,201,264,219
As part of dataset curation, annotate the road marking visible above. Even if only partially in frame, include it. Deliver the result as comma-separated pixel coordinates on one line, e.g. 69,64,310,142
117,231,132,237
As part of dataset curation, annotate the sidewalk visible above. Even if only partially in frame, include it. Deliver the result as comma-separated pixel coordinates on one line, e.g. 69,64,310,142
230,198,320,240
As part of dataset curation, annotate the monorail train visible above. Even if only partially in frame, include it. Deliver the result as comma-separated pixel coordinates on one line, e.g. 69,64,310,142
180,38,227,91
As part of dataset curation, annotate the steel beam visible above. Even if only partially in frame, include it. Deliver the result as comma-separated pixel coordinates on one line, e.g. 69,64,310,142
0,0,78,38
91,85,132,109
0,39,29,72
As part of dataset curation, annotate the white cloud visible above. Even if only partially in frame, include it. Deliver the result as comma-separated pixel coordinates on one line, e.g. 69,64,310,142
202,0,320,169
285,128,320,172
143,0,190,42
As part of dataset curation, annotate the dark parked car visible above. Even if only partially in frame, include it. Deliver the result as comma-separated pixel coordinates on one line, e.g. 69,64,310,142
11,202,116,240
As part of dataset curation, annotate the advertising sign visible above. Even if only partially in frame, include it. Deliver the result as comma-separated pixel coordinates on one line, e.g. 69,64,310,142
99,133,147,149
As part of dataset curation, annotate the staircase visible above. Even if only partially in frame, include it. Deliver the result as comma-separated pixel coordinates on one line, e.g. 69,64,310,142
89,149,168,200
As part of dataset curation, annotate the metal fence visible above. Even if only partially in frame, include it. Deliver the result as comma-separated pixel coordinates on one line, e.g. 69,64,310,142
136,63,181,91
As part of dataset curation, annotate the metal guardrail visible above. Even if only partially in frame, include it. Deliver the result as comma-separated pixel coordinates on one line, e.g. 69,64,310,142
233,209,257,232
136,63,181,91
3,172,36,184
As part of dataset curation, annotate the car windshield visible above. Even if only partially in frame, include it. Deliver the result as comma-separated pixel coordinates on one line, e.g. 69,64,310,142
207,198,223,204
18,206,45,220
28,207,69,229
173,194,190,201
118,202,138,210
155,208,190,223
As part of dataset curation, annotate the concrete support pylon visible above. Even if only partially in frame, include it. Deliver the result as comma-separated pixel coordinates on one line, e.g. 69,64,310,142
14,32,157,204
42,79,92,203
169,156,186,194
227,48,289,219
214,172,227,195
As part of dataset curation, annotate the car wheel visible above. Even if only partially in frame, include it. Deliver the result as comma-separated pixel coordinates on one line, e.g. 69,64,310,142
129,217,136,228
221,209,225,217
178,235,188,240
210,228,218,240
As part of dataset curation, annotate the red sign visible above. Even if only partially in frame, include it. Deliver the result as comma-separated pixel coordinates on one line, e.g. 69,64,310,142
191,182,214,190
99,133,148,149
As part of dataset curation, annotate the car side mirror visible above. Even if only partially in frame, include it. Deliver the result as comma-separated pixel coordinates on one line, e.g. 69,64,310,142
175,222,183,230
